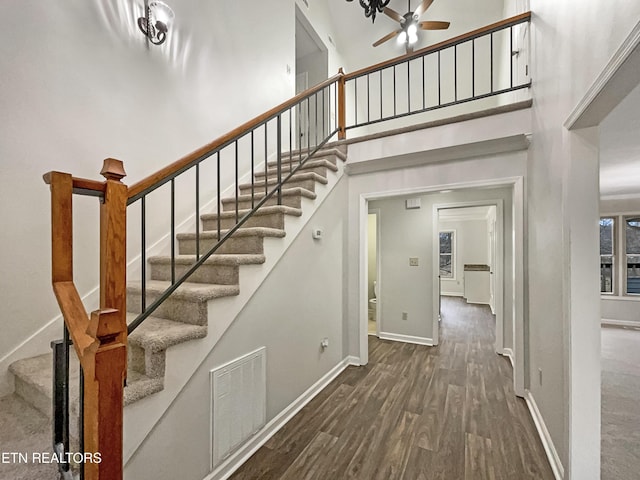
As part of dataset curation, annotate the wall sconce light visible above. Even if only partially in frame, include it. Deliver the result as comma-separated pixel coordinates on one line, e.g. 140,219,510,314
138,1,174,45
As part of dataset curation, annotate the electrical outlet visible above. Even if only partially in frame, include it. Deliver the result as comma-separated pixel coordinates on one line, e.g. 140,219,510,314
409,257,419,266
538,368,543,385
402,312,408,320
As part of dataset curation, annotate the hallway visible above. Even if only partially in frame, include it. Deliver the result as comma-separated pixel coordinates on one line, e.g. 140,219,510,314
230,297,554,479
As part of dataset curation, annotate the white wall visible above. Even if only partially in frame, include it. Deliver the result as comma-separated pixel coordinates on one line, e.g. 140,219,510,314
124,177,348,480
438,218,490,297
0,0,357,388
524,0,640,476
600,196,640,323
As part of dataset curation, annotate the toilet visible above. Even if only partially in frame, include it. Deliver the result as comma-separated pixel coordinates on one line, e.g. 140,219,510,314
368,281,378,321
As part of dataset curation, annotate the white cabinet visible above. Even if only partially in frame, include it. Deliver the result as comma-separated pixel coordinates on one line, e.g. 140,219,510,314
464,264,490,304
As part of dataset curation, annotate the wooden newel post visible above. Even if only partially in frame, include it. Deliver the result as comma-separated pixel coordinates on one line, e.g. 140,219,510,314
337,68,346,140
84,158,128,480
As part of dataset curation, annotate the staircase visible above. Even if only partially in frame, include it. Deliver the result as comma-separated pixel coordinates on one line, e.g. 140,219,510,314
3,145,346,478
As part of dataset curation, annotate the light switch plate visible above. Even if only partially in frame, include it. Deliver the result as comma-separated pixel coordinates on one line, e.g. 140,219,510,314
409,257,419,266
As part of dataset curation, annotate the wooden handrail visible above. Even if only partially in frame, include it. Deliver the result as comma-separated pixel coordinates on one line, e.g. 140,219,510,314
345,11,531,80
128,72,344,201
44,171,106,196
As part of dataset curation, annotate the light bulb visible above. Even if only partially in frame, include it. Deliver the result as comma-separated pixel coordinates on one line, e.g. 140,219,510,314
407,23,417,36
150,1,174,27
409,33,418,44
398,31,407,44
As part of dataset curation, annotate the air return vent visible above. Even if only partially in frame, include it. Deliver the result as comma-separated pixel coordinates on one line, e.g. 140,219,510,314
210,347,266,468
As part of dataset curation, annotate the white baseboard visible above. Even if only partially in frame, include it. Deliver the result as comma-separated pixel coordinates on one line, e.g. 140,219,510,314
501,348,514,367
204,356,357,480
601,318,640,329
378,332,434,346
524,390,564,480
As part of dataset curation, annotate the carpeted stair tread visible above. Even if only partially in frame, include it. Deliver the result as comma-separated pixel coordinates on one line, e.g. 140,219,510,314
0,394,58,480
200,205,302,221
127,280,240,301
177,227,286,241
239,171,328,190
148,253,266,267
9,353,168,415
274,147,347,166
220,187,316,205
127,314,208,353
256,158,339,178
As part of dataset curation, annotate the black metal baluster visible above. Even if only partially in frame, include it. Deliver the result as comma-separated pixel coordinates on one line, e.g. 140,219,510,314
380,70,383,121
141,197,146,312
251,130,255,209
490,33,494,93
171,178,175,284
438,50,442,106
422,55,426,109
393,65,397,116
472,39,475,98
51,328,70,477
407,60,411,113
306,97,311,155
322,86,326,139
454,45,458,101
354,79,358,126
510,26,514,88
264,123,268,197
196,164,200,260
217,151,221,240
367,74,371,123
314,92,318,147
277,114,282,205
289,108,293,175
235,140,239,224
79,365,84,480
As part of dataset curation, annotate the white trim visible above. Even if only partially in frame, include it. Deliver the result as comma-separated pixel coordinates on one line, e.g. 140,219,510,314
524,390,564,480
441,291,464,297
204,356,359,480
600,192,640,201
377,332,434,346
502,348,514,368
565,19,640,129
601,318,640,329
601,295,640,302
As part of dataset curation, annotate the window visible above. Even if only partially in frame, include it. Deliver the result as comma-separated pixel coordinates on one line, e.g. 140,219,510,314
600,217,614,293
626,217,640,295
439,231,455,279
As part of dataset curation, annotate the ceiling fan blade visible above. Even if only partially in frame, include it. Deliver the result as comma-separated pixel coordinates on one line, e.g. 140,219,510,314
373,29,401,47
419,21,450,30
383,7,404,23
414,0,435,18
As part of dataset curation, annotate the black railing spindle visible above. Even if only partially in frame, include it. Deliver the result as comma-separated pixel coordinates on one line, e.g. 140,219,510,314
171,179,175,284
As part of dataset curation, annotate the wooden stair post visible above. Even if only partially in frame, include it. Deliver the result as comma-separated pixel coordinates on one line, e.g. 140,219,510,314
83,159,128,480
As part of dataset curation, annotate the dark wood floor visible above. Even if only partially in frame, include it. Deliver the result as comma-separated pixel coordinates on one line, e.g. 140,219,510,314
230,297,554,479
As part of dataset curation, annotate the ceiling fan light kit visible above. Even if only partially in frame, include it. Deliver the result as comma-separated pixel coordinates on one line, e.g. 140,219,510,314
370,0,450,54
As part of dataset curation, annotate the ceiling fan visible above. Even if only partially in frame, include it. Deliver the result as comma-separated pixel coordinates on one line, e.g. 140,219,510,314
373,0,450,54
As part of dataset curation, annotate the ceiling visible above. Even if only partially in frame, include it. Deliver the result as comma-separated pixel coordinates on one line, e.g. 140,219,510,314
600,81,640,198
326,0,506,70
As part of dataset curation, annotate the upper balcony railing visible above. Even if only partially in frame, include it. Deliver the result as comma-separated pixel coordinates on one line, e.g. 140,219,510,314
42,12,531,480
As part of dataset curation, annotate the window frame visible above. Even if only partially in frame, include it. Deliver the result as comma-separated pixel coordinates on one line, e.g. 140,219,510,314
599,217,615,295
439,229,456,281
624,215,640,296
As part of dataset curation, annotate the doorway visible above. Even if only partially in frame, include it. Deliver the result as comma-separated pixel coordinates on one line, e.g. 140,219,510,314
295,8,328,150
434,203,503,354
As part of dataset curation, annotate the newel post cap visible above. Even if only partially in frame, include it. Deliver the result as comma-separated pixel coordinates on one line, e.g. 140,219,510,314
100,158,126,182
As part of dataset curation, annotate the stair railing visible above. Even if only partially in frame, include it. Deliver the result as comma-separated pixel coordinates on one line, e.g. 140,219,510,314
42,12,531,479
126,72,343,332
343,12,531,133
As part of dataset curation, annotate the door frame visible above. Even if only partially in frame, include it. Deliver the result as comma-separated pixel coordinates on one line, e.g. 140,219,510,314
358,176,525,396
